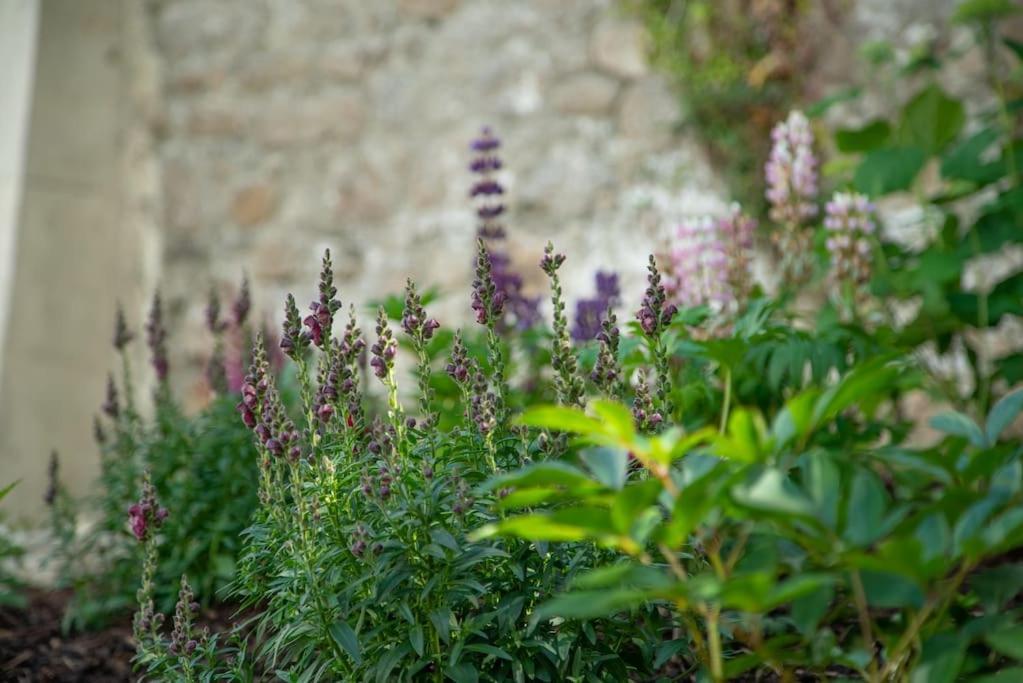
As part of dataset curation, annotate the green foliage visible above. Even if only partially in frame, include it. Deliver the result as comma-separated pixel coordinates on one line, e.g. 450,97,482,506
0,481,26,609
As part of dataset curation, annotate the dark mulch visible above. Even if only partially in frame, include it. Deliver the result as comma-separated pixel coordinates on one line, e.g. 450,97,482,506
0,589,134,682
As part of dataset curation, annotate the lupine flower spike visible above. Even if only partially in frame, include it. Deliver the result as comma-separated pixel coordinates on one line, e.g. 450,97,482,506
765,110,818,284
825,191,876,311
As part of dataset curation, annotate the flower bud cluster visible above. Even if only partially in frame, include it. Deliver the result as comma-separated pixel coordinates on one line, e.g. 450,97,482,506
128,478,168,542
113,303,134,351
401,280,440,345
305,250,341,348
281,294,310,359
632,370,663,432
168,575,205,659
102,374,120,419
146,292,169,382
451,476,475,516
370,307,398,380
636,256,677,337
471,239,506,327
824,191,876,287
591,312,623,396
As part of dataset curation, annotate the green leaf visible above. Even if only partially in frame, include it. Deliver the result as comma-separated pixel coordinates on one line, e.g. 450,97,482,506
590,400,637,443
732,469,817,519
930,411,988,448
986,626,1023,660
611,479,663,538
854,147,927,196
986,389,1023,443
483,462,598,493
715,408,769,463
971,668,1023,683
660,464,726,547
409,625,424,657
953,0,1022,23
517,405,601,435
897,85,965,155
791,582,834,635
329,621,362,665
445,663,479,683
472,508,619,545
910,633,964,683
844,469,888,547
462,644,513,661
580,447,627,491
803,451,841,529
0,481,18,502
835,120,891,153
862,570,924,609
531,588,657,623
971,563,1023,610
941,127,1003,183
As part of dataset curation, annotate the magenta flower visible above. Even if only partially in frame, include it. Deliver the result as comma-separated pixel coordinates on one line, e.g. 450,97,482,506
765,110,818,226
825,191,876,287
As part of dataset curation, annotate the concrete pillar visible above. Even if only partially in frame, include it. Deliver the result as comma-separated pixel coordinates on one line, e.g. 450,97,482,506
0,0,151,522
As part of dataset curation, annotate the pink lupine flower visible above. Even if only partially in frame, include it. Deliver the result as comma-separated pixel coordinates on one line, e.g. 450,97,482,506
824,191,876,287
765,110,818,225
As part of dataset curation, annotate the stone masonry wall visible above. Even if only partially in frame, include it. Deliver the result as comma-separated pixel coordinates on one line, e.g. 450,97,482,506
145,0,726,401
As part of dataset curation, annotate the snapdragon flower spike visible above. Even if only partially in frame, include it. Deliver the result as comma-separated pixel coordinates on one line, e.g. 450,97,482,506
765,110,818,225
446,331,474,386
93,416,107,446
128,478,168,542
145,292,169,382
632,369,663,432
205,288,226,335
636,255,677,337
542,243,585,407
370,307,398,381
237,337,269,430
591,311,623,396
402,279,440,343
169,575,204,663
102,373,120,419
44,450,59,507
337,307,367,431
471,238,505,327
305,249,341,348
470,127,506,241
825,191,876,287
469,365,498,436
233,273,251,327
280,293,310,359
113,302,134,351
571,271,620,342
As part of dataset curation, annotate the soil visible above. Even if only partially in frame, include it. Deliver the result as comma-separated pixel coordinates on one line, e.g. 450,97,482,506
0,589,134,682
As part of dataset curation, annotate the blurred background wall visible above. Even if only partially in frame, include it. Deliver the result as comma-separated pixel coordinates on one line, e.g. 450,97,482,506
0,0,984,521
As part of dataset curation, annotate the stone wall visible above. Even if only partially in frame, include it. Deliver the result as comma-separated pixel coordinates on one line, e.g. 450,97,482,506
145,0,726,402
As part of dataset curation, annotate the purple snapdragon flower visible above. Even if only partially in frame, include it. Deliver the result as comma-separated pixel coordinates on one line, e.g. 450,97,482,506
571,271,620,342
128,478,168,542
145,292,169,382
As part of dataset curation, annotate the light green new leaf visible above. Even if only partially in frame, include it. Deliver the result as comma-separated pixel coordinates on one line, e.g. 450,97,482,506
731,468,817,519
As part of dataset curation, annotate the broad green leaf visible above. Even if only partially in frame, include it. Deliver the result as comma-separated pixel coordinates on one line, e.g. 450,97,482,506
930,411,988,448
971,563,1023,610
941,127,1003,183
835,120,891,153
986,388,1023,443
590,400,637,443
915,513,950,564
862,570,924,609
910,633,964,683
329,621,362,665
813,357,902,426
580,447,627,490
854,147,927,196
844,469,888,547
971,668,1023,683
659,463,726,547
953,0,1022,23
531,588,657,623
409,625,424,657
982,508,1023,551
791,582,834,635
482,462,598,493
572,563,673,591
611,479,664,538
715,408,769,463
803,451,840,529
517,405,601,435
445,663,479,683
732,468,817,519
472,507,620,545
986,626,1023,660
897,85,965,155
771,389,820,448
953,497,1001,558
